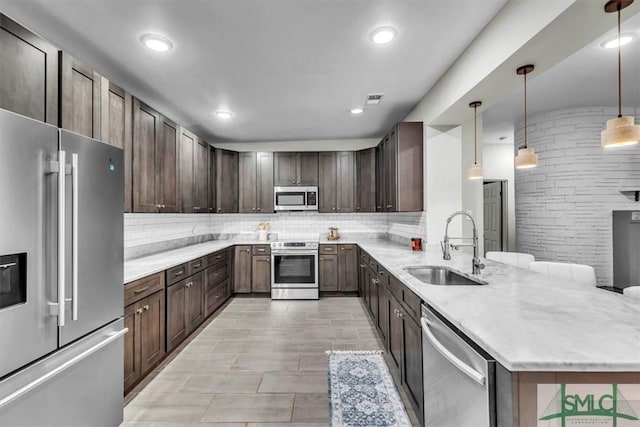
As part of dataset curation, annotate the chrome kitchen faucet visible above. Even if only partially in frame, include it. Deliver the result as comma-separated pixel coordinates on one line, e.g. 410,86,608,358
441,210,485,274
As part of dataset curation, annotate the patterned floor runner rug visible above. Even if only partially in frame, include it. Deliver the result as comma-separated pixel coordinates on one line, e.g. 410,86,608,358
327,350,413,427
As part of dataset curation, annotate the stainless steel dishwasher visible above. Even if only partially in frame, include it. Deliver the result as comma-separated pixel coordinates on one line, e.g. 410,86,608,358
421,305,496,427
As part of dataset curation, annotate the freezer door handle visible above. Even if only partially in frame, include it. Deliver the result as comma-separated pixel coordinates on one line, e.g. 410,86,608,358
57,150,67,327
71,153,79,322
0,328,127,410
421,317,485,386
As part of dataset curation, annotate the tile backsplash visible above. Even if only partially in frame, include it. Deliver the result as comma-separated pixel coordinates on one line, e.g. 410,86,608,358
124,211,427,259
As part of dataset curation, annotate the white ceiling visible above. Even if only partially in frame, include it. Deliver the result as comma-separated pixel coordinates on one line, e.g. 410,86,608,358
483,9,640,145
0,0,506,142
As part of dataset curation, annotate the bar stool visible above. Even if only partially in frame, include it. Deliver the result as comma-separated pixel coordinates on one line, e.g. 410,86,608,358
485,251,535,269
623,286,640,299
528,261,597,287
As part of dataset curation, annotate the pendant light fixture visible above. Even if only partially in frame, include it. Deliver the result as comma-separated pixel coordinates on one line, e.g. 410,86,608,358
601,0,640,148
514,64,538,169
468,101,483,180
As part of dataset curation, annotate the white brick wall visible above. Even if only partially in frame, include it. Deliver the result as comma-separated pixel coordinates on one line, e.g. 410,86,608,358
515,106,640,286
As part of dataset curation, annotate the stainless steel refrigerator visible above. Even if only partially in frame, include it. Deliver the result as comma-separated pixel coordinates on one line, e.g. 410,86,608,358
613,210,640,290
0,108,125,426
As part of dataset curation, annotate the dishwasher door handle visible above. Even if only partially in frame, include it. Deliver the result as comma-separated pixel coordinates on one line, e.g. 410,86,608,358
421,317,486,386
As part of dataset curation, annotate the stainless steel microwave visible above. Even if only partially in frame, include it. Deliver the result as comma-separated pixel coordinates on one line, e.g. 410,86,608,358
274,186,318,211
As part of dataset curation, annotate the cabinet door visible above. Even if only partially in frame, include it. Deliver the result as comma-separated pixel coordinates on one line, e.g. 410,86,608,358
179,128,195,213
376,139,386,212
396,122,424,212
338,245,358,292
298,152,319,185
387,295,403,373
402,312,424,423
0,14,58,125
59,52,101,139
251,255,271,293
132,98,159,212
194,141,209,212
336,151,355,213
318,152,336,213
369,271,379,322
186,272,204,332
157,116,179,212
238,152,257,213
385,128,397,212
216,149,239,213
377,283,389,345
102,81,133,212
256,152,274,213
208,146,216,213
140,291,166,374
274,152,297,186
233,246,252,293
166,281,187,351
319,254,338,291
123,303,140,391
356,148,376,212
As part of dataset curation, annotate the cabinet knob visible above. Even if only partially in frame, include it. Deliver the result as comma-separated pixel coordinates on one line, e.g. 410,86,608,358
257,207,261,211
209,207,213,212
186,282,193,288
337,207,341,211
386,205,393,209
252,208,256,211
356,207,360,210
332,207,335,210
297,181,301,184
217,208,222,212
320,257,323,261
136,308,143,314
292,180,296,184
246,249,251,253
143,304,149,311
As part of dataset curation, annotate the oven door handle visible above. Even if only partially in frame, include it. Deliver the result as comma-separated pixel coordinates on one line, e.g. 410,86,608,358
272,251,318,256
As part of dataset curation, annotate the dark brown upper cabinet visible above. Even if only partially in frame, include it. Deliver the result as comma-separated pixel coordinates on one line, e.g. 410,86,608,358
59,52,101,139
0,14,59,125
318,151,355,213
100,80,133,212
179,128,196,213
274,152,318,186
239,152,274,213
356,148,376,212
377,122,424,212
208,146,216,213
132,98,179,213
215,148,239,213
179,128,209,213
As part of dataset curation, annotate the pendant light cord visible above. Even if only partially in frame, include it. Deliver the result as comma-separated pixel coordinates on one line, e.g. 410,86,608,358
473,104,478,165
617,5,623,118
524,70,528,149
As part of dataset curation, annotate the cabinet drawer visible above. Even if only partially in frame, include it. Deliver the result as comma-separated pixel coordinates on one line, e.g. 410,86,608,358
402,287,422,321
205,279,230,316
320,244,337,254
252,245,271,255
359,250,370,266
376,266,390,287
124,273,164,306
189,257,205,274
206,249,228,266
206,262,229,291
166,263,189,285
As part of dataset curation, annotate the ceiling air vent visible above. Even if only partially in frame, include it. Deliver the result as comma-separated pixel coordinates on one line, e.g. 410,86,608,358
365,94,384,105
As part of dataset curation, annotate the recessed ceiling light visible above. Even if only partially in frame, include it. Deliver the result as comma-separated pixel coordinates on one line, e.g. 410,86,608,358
601,33,636,49
215,110,233,120
350,108,364,114
141,34,173,52
370,26,397,44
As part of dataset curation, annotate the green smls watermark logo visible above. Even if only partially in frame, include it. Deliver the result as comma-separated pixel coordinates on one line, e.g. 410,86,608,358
539,384,639,427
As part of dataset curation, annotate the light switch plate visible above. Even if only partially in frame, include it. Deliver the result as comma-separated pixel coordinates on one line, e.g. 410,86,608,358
632,212,640,221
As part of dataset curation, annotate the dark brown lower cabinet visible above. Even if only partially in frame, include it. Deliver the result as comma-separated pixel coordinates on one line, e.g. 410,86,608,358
388,293,424,426
338,245,358,292
167,271,205,351
233,245,252,293
166,279,187,351
124,290,165,392
252,255,271,293
319,254,338,291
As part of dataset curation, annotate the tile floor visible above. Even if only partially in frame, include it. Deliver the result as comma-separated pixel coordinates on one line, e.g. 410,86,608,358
122,297,419,426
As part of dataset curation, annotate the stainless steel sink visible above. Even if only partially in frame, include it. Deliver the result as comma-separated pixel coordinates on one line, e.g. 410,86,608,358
404,266,487,286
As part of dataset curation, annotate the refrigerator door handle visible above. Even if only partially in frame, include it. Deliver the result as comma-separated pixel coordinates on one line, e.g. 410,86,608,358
71,153,79,321
0,328,127,410
57,150,66,327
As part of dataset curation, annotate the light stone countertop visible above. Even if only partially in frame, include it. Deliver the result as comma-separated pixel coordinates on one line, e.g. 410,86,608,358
124,237,640,372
